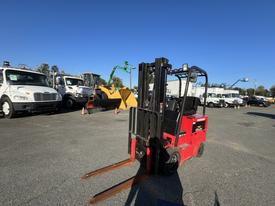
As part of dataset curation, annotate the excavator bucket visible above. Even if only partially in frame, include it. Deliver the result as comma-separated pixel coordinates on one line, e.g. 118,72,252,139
95,86,137,110
119,88,137,109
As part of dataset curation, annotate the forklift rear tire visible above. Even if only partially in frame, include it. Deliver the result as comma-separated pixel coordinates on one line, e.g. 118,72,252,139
197,143,205,157
160,149,181,176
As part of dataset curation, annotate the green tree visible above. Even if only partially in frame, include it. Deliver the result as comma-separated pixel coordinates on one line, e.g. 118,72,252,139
37,63,50,75
112,76,124,88
133,86,138,91
270,85,275,97
51,65,59,74
247,88,255,96
98,77,107,86
220,83,228,89
233,87,246,96
60,70,66,75
255,85,267,96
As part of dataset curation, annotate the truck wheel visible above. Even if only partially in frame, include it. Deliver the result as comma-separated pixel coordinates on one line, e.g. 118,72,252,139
65,98,74,109
160,148,181,176
224,103,229,108
197,143,205,157
208,102,214,108
1,97,15,119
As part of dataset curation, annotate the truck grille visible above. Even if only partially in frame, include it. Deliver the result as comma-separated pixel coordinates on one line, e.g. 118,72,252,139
34,93,57,101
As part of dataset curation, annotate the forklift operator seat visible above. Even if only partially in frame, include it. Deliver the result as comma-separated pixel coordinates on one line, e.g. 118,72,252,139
164,96,201,135
166,96,200,115
166,98,178,111
180,96,201,115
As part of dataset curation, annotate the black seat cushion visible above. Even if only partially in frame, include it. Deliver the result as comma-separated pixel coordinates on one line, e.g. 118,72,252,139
180,96,200,115
167,99,177,111
163,97,201,135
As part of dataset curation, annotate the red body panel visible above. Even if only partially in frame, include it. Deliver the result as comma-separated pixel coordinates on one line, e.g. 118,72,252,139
131,138,136,160
131,114,208,171
163,114,208,165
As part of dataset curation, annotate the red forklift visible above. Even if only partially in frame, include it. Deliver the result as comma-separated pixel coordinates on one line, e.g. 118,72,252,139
82,57,208,204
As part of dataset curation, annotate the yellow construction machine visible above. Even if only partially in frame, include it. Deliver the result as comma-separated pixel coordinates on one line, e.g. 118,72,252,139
90,61,137,110
97,84,137,110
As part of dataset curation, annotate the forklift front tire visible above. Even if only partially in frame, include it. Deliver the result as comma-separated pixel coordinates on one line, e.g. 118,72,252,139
160,149,181,176
197,143,205,157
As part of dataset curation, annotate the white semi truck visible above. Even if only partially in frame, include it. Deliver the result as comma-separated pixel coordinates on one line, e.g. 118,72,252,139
0,62,62,118
219,93,244,107
202,93,226,107
55,75,92,109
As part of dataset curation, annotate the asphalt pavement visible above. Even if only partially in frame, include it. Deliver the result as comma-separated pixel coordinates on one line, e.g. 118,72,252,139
0,106,275,206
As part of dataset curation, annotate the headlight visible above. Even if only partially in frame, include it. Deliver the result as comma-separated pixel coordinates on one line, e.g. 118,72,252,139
14,95,28,100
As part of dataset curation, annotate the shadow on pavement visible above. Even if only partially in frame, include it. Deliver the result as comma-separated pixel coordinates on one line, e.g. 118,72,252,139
214,191,220,206
124,148,184,206
0,107,83,119
246,112,275,120
124,166,184,206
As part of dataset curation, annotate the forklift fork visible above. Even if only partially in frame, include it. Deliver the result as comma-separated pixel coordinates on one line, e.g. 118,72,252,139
81,158,134,179
81,158,149,204
90,174,149,204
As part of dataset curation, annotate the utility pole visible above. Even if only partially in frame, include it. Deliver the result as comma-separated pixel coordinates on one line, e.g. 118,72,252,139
129,67,136,90
128,63,135,90
252,79,257,95
130,67,132,90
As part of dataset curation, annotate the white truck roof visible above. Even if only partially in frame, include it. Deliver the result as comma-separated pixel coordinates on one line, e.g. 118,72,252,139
0,67,46,76
63,75,83,80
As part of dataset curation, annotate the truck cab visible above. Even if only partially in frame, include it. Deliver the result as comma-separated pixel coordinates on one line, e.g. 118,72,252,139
220,93,244,107
0,63,62,118
202,92,225,108
55,75,92,109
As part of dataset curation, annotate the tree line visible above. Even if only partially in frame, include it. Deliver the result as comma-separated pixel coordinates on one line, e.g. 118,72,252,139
232,85,275,97
199,82,275,97
35,63,274,97
35,63,123,88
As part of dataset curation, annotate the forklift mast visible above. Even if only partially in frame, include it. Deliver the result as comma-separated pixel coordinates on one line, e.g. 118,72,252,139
134,58,171,173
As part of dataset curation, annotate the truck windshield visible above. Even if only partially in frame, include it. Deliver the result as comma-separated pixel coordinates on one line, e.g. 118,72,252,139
5,70,49,87
231,93,240,98
65,78,84,86
208,93,217,98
